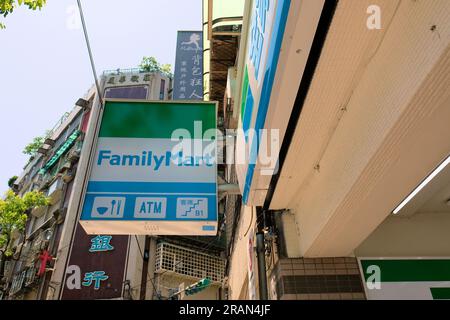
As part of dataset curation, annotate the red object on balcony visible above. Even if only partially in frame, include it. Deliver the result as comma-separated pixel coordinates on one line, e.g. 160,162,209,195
38,250,53,276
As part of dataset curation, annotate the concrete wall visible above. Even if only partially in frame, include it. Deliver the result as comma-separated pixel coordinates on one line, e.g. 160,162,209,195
124,235,144,300
279,211,302,258
271,0,450,257
227,205,257,300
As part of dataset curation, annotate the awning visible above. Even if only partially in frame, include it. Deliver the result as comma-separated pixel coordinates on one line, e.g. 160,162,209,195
39,130,81,174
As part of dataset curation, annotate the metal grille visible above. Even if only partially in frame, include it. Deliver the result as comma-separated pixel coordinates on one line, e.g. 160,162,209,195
155,242,225,283
24,266,38,287
9,270,26,296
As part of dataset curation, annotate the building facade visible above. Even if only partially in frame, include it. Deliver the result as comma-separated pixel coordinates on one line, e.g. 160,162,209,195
204,0,450,300
2,101,90,300
0,63,228,300
47,69,226,300
3,0,450,301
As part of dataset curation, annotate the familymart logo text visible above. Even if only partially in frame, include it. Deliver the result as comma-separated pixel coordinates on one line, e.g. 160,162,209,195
97,150,215,170
96,121,281,176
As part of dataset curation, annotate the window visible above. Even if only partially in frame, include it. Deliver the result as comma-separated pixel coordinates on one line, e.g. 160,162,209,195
104,85,148,99
160,79,166,100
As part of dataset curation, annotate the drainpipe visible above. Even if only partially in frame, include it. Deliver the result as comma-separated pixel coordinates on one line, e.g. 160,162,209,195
256,231,268,300
146,237,157,300
255,206,268,300
139,236,151,300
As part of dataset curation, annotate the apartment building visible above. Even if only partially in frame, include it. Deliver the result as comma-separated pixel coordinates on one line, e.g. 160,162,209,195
39,69,227,300
2,101,90,300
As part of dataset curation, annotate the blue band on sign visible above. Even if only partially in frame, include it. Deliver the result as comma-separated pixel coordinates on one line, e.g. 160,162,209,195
81,193,217,221
243,0,291,204
87,181,216,194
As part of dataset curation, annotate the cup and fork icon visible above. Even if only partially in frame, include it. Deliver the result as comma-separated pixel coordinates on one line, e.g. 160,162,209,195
92,197,125,218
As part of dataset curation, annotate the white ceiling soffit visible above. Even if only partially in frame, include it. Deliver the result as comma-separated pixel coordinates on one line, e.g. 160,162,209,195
270,0,450,256
246,0,326,205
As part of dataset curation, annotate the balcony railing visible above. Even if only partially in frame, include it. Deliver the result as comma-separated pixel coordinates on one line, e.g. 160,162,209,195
103,68,147,76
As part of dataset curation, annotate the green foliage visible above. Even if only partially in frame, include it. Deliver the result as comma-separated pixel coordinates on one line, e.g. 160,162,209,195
0,0,46,29
139,56,159,72
0,190,50,256
23,135,44,156
160,63,172,76
7,176,18,188
139,56,173,78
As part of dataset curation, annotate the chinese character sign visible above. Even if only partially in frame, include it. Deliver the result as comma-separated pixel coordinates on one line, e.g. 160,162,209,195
89,235,114,252
250,0,270,80
82,271,109,290
173,31,203,100
61,224,129,300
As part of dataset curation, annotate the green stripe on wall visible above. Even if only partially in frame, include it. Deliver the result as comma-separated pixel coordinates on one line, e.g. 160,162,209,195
430,288,450,300
240,67,249,120
99,101,216,139
360,259,450,282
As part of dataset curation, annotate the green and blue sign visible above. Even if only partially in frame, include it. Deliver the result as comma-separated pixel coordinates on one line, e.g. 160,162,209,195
80,100,217,236
359,258,450,300
238,0,291,204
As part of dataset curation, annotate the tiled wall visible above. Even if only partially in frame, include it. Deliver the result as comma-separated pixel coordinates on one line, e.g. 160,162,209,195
272,258,365,300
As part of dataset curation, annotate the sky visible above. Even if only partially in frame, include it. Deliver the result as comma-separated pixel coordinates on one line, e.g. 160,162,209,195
0,0,202,195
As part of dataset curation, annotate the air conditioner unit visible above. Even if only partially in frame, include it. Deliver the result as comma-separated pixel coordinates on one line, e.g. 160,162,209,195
67,149,81,162
62,169,75,183
59,161,72,174
54,207,67,225
37,147,49,155
44,138,55,147
31,204,47,218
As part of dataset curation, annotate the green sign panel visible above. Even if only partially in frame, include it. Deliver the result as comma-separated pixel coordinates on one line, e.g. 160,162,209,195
79,100,218,236
359,258,450,300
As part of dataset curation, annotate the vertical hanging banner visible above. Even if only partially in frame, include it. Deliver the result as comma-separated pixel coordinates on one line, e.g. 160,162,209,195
80,100,217,235
173,31,203,100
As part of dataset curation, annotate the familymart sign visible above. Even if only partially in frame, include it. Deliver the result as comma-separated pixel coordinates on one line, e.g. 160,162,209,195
359,258,450,300
80,100,217,236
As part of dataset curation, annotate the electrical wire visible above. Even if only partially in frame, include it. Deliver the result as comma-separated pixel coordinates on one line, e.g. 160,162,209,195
266,239,275,270
76,0,103,105
133,235,161,300
243,205,254,237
